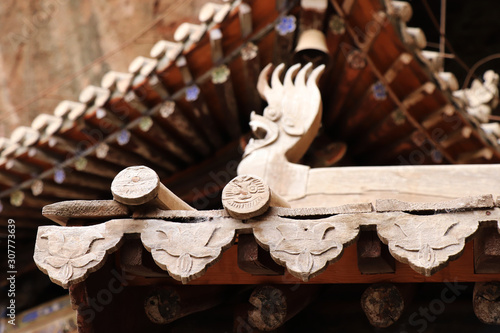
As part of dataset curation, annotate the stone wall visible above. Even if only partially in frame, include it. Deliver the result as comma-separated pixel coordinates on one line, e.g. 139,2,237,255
0,0,205,136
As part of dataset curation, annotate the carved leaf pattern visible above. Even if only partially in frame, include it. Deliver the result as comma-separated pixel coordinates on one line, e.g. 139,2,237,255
141,221,236,284
377,214,479,276
33,224,122,288
254,219,359,281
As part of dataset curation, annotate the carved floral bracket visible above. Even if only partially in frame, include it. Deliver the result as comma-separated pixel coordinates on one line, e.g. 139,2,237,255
35,193,500,288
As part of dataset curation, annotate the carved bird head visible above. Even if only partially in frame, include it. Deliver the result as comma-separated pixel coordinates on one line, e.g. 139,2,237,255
243,63,325,162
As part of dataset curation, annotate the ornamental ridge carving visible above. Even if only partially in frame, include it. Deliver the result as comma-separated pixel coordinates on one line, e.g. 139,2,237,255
376,212,481,276
34,224,123,288
141,220,236,284
252,217,359,281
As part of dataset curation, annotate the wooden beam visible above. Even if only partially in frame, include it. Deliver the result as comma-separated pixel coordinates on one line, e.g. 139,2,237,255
357,229,395,274
237,234,285,275
360,283,405,328
111,165,194,211
474,225,500,274
42,200,130,225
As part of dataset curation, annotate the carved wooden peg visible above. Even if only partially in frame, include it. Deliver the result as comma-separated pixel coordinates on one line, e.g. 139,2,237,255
31,114,63,137
150,40,183,62
10,126,40,147
198,2,231,24
53,100,87,119
111,165,195,211
79,85,111,107
222,175,290,219
174,22,206,44
101,70,134,93
390,1,413,22
403,27,427,49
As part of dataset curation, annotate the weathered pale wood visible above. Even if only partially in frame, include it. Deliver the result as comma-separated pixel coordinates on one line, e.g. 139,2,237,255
42,200,130,225
199,2,231,24
290,165,500,207
237,233,285,276
473,282,500,325
34,223,124,287
389,1,413,22
376,195,494,213
141,219,236,283
238,63,325,198
403,27,426,49
111,165,194,210
360,283,404,328
222,175,290,219
453,70,499,123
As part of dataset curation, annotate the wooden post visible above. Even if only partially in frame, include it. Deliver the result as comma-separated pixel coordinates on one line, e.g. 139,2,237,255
222,175,290,219
473,282,500,325
474,225,500,274
111,165,195,210
237,234,284,275
69,282,94,333
357,229,395,274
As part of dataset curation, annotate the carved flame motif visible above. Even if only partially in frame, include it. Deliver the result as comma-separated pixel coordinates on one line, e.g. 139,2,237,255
34,224,121,288
253,219,359,281
141,222,235,284
377,215,479,276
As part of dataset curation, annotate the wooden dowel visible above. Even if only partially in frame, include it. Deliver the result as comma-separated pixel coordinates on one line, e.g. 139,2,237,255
10,190,54,208
31,179,99,200
135,116,196,164
115,131,180,173
43,199,130,225
241,42,262,116
457,147,494,163
403,27,426,49
73,156,121,179
237,233,284,275
111,165,195,210
357,229,395,274
439,126,472,148
473,282,500,325
0,201,43,220
299,0,328,31
222,175,290,219
209,29,224,64
155,101,211,157
27,147,63,165
212,65,241,139
57,169,111,192
5,158,42,176
474,225,500,274
0,169,21,187
247,285,320,331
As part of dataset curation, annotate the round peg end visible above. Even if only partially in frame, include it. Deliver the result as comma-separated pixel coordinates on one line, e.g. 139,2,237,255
222,175,271,219
111,166,161,206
